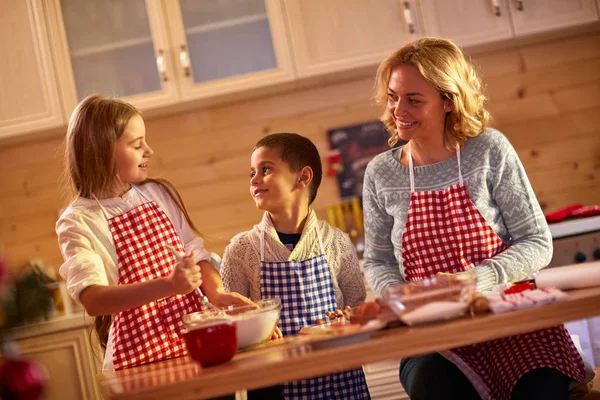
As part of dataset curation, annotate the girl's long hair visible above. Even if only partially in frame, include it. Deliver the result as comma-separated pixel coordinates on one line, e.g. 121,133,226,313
63,95,200,352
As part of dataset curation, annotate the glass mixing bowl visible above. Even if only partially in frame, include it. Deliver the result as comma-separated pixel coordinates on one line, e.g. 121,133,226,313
183,298,281,349
382,272,477,323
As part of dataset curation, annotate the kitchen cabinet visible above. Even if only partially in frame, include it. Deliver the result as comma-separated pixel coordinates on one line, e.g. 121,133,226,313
14,315,103,400
283,0,421,78
45,0,294,118
419,0,599,48
419,0,514,47
284,0,600,80
163,0,294,102
0,0,65,140
507,0,599,36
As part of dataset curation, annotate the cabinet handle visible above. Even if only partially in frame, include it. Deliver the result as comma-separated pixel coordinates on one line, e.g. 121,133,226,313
516,0,524,11
403,1,415,34
179,45,192,77
491,0,501,16
156,49,168,82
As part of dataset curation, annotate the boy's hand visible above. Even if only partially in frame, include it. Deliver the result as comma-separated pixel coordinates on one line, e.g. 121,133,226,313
213,292,283,340
271,325,283,340
169,252,202,295
325,309,345,321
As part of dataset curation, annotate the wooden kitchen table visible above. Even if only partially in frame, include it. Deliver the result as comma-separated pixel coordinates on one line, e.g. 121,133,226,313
98,286,600,400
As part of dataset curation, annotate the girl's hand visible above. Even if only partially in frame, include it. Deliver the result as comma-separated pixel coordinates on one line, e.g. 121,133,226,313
169,253,202,295
215,291,254,307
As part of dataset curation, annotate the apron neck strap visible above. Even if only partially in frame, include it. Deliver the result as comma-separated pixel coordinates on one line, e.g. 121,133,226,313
91,185,149,220
91,193,110,219
315,223,325,255
456,147,463,185
408,145,415,192
407,144,462,192
260,229,265,261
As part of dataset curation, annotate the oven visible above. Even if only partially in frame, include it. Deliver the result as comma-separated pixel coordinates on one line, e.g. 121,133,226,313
548,215,600,369
548,215,600,268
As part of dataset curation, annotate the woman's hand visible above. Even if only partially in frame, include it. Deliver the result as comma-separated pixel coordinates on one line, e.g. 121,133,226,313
436,270,476,284
169,252,202,295
435,271,458,281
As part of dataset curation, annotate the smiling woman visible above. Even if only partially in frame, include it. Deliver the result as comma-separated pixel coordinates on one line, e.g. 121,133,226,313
385,64,451,144
362,37,587,400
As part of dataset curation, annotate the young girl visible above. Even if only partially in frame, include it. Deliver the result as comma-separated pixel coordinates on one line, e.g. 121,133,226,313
56,94,249,372
221,133,371,399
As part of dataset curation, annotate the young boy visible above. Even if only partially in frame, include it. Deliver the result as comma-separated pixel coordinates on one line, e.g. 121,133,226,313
221,133,370,399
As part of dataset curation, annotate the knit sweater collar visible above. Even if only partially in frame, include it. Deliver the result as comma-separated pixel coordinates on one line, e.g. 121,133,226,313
258,209,320,261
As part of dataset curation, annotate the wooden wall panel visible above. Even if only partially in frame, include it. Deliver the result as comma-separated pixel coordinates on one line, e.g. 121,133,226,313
519,34,600,69
553,83,600,112
528,159,599,196
485,58,600,103
0,32,599,274
500,109,600,148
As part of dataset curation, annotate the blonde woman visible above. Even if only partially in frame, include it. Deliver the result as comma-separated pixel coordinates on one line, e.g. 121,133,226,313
362,37,586,400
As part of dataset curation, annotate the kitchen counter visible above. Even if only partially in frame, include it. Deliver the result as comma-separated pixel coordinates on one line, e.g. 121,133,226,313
10,311,93,340
99,286,600,400
11,311,103,400
549,215,600,239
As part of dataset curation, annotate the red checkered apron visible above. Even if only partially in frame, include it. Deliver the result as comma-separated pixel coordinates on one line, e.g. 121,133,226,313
401,146,585,400
97,189,203,370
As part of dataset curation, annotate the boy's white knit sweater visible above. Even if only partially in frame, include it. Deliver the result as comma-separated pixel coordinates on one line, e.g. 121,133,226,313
221,209,366,309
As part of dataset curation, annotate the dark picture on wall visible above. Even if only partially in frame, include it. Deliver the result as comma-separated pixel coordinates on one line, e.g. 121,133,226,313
327,120,405,199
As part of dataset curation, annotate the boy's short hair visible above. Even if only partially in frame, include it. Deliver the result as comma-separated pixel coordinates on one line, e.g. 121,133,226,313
254,133,322,205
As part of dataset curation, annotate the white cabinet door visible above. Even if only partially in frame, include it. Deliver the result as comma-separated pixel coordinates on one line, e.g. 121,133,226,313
17,328,103,400
0,0,64,139
163,0,295,101
284,0,421,77
46,0,179,117
419,0,514,47
508,0,599,36
47,0,294,115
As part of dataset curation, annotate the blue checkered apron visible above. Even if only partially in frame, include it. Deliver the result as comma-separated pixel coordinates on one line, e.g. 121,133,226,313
259,225,371,399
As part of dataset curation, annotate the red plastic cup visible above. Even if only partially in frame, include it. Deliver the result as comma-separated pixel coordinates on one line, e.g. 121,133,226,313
182,318,237,367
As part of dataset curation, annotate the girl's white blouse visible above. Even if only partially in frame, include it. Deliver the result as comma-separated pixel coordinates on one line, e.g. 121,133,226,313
56,182,210,302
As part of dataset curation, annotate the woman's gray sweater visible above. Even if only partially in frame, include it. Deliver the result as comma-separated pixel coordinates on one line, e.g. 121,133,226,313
362,128,552,294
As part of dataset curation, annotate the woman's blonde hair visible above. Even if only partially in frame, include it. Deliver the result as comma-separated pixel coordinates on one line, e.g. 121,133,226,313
63,94,201,351
373,37,489,149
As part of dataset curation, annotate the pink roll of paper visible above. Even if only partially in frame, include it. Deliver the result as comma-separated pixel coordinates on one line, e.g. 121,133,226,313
535,261,600,290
